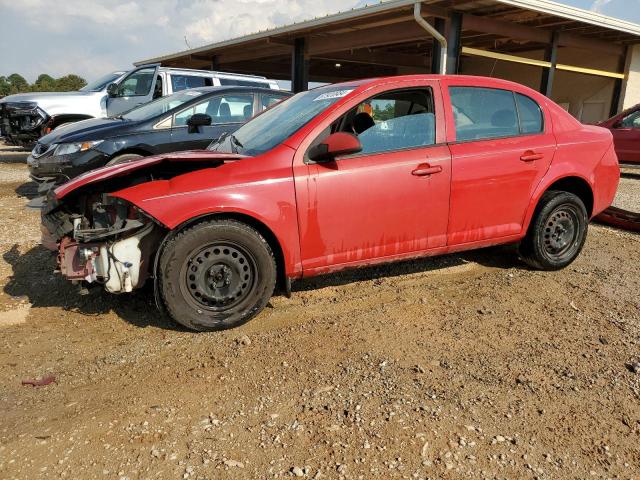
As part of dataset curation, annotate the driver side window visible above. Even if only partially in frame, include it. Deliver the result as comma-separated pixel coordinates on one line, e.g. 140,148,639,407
312,88,436,157
620,110,640,129
116,67,156,97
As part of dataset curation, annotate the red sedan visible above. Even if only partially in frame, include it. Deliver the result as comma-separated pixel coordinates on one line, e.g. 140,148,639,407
599,103,640,165
43,75,620,331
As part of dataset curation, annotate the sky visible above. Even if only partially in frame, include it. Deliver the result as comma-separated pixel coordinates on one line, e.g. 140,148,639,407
0,0,638,84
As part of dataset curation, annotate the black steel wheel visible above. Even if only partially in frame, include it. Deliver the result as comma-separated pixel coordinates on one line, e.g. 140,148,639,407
159,219,276,331
520,190,588,270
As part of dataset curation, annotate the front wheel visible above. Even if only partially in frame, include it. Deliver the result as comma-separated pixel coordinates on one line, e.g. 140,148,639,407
159,219,276,331
106,153,143,166
519,191,588,271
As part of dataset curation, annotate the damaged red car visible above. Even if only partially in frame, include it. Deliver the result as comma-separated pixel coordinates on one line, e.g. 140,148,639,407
42,75,620,331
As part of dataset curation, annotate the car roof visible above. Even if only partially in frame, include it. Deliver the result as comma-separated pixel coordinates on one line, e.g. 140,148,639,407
328,74,542,94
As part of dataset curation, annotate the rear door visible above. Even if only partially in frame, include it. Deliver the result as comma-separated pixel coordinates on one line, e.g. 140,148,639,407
170,93,256,151
444,83,556,244
106,66,159,116
610,108,640,164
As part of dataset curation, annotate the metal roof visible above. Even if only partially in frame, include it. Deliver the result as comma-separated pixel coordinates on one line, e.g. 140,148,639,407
136,0,640,66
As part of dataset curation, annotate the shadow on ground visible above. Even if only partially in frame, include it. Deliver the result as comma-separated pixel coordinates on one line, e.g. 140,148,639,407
2,244,181,331
0,148,29,164
3,242,524,331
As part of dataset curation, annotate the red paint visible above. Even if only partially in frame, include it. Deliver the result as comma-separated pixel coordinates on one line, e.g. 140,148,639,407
54,75,620,280
599,104,640,164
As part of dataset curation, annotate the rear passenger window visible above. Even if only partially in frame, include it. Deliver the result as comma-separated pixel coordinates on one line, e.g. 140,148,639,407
171,75,213,92
515,93,543,134
450,87,519,142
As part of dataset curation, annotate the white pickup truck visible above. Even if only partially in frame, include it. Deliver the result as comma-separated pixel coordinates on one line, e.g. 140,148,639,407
0,65,279,147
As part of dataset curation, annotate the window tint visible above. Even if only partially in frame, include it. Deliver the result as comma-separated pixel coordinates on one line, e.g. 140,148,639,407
117,67,156,97
450,87,519,141
218,78,269,88
171,75,212,92
621,110,640,129
515,93,543,134
261,93,286,110
174,94,254,126
329,89,435,156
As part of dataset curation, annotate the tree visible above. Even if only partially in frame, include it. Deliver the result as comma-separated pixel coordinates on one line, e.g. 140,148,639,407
55,74,86,91
32,73,56,92
7,73,29,94
0,76,11,96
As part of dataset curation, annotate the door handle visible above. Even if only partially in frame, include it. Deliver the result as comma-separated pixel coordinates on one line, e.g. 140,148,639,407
520,151,544,162
412,164,442,176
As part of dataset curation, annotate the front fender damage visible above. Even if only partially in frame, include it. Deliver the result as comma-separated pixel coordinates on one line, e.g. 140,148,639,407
41,152,238,294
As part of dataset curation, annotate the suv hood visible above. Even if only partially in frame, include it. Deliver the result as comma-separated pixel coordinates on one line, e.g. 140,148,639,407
54,151,247,200
39,117,131,145
0,91,103,115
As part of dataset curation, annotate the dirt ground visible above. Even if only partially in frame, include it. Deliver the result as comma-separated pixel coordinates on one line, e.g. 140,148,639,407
0,143,639,480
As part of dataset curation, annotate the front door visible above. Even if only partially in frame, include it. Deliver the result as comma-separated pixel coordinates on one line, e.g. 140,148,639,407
296,85,452,272
445,85,556,244
171,93,255,151
610,108,640,164
106,66,159,117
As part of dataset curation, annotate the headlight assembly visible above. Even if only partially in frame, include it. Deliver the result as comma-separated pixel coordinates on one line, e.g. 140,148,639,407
54,140,104,156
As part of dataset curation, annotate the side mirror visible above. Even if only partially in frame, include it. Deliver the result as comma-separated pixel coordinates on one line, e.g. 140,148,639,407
187,113,212,133
106,83,119,97
308,132,362,163
612,120,624,129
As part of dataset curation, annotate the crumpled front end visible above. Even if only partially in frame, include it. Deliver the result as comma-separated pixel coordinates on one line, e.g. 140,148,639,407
42,189,163,293
0,101,49,147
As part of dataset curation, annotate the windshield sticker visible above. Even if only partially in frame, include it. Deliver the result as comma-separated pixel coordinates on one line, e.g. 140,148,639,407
313,89,354,101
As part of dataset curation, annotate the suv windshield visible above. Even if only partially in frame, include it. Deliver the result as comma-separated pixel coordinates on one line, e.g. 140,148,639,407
208,85,356,156
79,72,124,92
119,90,205,121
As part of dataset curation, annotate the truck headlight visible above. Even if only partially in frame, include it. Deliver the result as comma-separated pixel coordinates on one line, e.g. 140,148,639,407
54,140,103,156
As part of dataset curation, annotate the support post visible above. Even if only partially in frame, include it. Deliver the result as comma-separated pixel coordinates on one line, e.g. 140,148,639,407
291,38,309,93
611,46,630,116
210,56,220,71
445,12,462,74
431,17,446,74
540,32,559,98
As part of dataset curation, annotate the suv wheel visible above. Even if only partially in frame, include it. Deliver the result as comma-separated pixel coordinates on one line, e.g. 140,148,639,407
159,219,276,331
520,191,588,270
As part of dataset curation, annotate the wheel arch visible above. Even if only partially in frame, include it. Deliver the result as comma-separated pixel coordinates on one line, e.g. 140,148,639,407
153,211,288,300
111,147,154,158
525,174,594,235
49,114,94,128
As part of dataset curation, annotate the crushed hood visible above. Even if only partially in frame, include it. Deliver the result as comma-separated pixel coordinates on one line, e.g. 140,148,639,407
54,150,247,200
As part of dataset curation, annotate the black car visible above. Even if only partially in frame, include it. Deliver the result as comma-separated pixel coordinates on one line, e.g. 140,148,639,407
27,86,290,184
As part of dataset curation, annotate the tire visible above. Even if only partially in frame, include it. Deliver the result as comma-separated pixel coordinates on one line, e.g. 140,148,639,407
106,153,143,166
159,219,277,331
519,190,588,271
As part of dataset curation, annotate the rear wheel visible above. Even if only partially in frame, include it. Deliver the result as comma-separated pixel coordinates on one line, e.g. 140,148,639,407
106,153,143,166
520,191,588,270
159,219,276,331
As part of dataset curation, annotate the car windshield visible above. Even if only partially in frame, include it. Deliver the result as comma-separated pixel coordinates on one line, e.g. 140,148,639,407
79,72,124,92
119,90,205,121
208,85,356,156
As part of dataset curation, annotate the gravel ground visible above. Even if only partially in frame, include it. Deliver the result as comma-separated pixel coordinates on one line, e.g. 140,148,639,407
0,142,639,480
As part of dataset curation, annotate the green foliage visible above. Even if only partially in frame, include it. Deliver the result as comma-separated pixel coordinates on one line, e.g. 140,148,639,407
373,101,395,121
0,73,87,95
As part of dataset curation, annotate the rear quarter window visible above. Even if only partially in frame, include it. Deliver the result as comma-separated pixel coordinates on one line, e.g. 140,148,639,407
449,87,543,142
